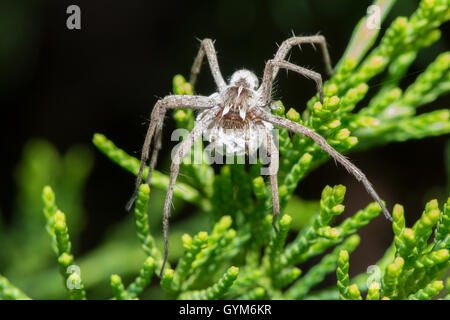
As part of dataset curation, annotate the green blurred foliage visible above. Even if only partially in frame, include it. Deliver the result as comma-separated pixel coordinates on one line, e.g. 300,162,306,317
0,0,449,300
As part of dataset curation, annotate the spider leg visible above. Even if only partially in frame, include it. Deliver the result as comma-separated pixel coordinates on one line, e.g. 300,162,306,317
160,107,219,276
126,95,216,211
190,39,227,92
257,109,392,221
272,35,334,79
262,126,280,231
146,122,162,186
259,59,324,105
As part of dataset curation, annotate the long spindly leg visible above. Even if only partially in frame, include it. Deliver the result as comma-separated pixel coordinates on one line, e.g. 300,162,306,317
257,109,392,221
160,108,219,276
272,35,334,80
190,39,227,92
262,127,281,231
146,122,162,186
259,59,324,105
126,95,216,211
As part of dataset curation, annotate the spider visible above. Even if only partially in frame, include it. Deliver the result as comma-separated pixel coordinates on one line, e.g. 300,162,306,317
126,36,392,275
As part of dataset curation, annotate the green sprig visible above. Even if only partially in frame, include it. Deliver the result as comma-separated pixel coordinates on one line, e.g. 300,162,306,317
408,280,444,300
179,266,239,300
126,257,156,299
42,186,86,300
337,250,350,300
286,235,360,299
111,274,127,300
133,184,163,270
366,282,381,300
382,257,404,299
0,275,30,300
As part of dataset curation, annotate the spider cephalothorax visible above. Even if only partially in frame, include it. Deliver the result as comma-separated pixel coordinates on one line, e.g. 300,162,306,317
126,36,392,275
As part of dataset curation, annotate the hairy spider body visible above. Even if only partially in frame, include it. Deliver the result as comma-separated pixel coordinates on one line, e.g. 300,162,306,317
201,72,274,156
126,37,392,275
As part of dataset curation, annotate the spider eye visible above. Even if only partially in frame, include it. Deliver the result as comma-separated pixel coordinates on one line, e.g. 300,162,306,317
230,69,259,90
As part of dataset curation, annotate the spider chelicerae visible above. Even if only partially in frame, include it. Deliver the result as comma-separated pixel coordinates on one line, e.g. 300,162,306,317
126,36,392,275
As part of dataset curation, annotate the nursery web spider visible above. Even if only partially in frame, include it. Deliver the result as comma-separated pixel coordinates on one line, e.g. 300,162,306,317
126,36,392,275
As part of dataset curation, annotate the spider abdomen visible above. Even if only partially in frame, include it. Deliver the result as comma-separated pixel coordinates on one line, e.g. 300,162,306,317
198,107,273,156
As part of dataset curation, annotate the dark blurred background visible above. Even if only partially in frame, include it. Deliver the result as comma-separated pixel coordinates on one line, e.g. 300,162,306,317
0,0,449,282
